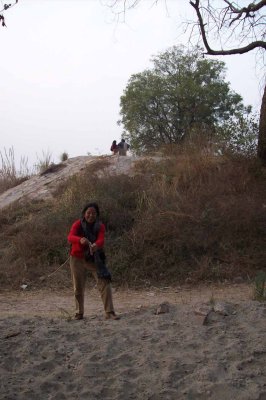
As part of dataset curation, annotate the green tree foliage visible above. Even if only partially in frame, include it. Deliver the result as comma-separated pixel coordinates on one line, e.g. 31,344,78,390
119,46,250,152
219,111,259,156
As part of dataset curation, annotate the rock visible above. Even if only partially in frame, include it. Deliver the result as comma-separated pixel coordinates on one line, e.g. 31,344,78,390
233,276,244,283
194,304,212,317
203,310,223,325
20,284,28,290
156,302,170,314
0,155,162,211
213,301,233,316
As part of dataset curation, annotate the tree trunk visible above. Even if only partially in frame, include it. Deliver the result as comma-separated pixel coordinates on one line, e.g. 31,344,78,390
257,83,266,163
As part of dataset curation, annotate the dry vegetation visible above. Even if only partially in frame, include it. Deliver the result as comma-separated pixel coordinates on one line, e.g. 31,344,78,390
0,148,30,194
0,144,265,291
0,147,57,195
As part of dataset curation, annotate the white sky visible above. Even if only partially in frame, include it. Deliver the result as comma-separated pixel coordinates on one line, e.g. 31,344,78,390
0,0,264,169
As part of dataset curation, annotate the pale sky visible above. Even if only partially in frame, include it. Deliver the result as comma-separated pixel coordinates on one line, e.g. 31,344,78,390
0,0,264,170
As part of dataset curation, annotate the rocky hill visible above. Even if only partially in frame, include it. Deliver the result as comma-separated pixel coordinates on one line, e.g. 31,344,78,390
0,155,147,210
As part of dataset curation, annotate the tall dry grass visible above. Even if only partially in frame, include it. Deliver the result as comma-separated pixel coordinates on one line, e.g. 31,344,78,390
0,147,58,195
0,147,31,194
35,149,54,174
0,146,265,289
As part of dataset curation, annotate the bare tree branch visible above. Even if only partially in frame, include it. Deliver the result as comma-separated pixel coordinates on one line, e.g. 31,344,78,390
189,0,266,55
224,0,266,14
0,1,18,27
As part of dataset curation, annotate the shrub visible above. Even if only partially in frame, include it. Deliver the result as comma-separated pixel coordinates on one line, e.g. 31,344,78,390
253,271,266,301
60,152,69,162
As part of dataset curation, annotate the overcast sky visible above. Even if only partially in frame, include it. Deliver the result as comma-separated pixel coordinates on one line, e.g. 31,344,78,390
0,0,264,170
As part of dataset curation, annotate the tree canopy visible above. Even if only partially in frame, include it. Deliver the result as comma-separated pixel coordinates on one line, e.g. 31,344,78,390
119,46,249,152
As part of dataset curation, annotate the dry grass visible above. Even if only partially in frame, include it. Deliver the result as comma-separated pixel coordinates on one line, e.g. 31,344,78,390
0,148,31,194
0,146,265,290
35,149,53,174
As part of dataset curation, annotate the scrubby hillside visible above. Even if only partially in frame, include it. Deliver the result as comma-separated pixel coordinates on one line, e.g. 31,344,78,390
0,147,265,290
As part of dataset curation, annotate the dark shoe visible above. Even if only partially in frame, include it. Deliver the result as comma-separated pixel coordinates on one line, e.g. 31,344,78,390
74,313,83,320
105,311,120,320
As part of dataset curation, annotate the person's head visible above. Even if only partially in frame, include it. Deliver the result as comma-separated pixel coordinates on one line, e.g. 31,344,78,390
82,202,100,224
112,140,116,144
121,138,125,143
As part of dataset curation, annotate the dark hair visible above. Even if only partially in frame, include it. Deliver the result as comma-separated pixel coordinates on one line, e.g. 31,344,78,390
81,202,100,217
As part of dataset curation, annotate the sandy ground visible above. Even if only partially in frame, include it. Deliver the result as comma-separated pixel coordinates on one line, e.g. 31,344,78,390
0,283,265,400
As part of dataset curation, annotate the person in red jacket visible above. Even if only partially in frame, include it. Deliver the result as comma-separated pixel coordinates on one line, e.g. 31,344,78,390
110,140,119,154
68,202,119,320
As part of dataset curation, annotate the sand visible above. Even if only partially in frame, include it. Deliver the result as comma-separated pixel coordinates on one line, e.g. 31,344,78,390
0,283,265,400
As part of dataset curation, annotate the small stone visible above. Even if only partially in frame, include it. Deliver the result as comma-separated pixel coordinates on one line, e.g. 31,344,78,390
213,301,233,316
20,284,28,290
156,302,170,314
194,304,212,317
233,276,244,283
203,310,221,325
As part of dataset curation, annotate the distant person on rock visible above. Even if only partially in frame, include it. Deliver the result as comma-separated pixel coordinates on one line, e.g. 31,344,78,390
118,138,130,156
110,140,119,155
68,202,120,321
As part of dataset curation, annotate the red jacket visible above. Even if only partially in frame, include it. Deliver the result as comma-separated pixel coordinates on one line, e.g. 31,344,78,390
111,144,119,153
68,219,105,259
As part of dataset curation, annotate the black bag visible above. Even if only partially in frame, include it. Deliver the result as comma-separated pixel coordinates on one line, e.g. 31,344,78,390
94,250,112,281
85,249,111,281
81,219,112,281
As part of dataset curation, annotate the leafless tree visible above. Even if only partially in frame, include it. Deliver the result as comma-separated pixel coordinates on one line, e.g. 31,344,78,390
189,0,266,162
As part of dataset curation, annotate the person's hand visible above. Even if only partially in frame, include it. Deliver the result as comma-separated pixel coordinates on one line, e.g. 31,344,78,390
90,243,98,253
80,237,90,246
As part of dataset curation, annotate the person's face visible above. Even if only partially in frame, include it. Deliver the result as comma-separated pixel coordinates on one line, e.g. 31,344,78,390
84,207,97,223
